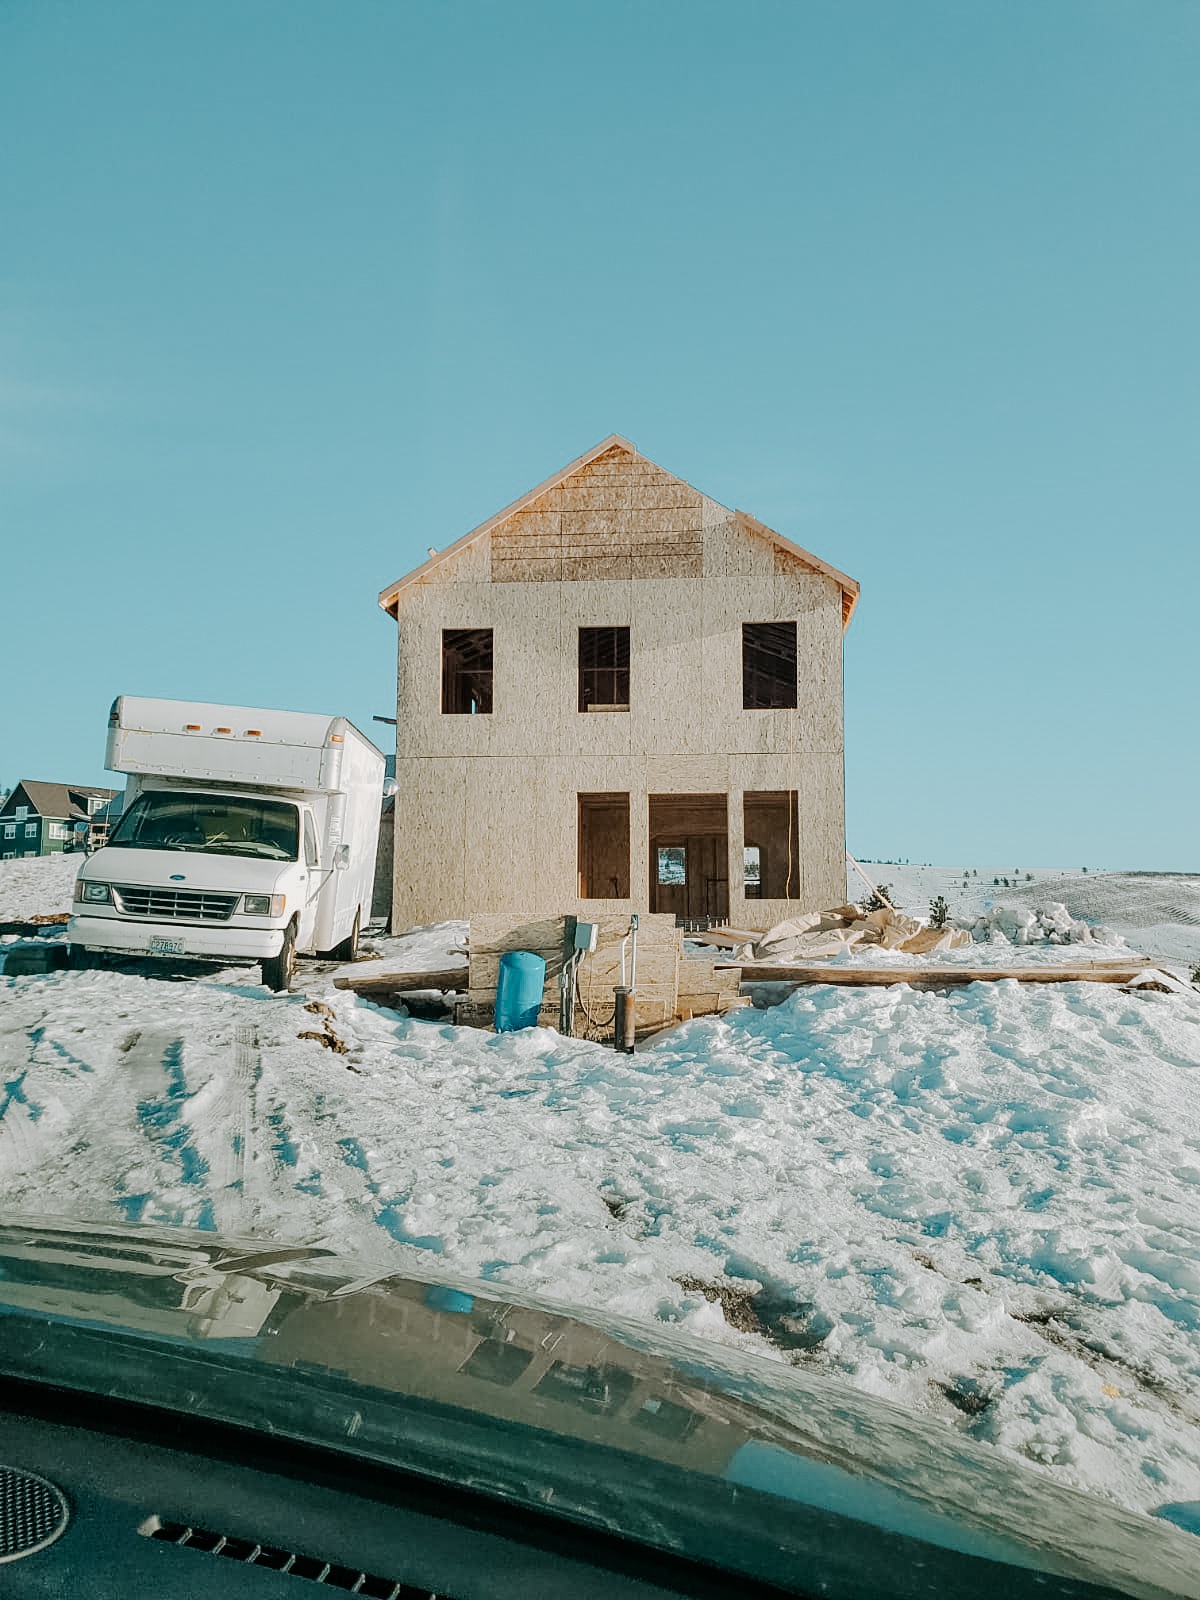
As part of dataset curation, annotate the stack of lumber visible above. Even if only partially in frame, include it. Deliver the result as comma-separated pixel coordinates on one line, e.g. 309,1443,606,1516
722,959,1160,989
333,962,467,997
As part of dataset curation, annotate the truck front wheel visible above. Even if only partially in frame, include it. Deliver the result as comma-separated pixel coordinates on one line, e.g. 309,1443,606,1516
262,923,297,992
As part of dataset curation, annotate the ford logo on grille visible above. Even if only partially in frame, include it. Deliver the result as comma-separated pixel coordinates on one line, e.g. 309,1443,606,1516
170,874,186,882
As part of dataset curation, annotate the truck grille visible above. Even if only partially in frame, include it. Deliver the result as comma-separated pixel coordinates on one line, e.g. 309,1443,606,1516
112,885,239,922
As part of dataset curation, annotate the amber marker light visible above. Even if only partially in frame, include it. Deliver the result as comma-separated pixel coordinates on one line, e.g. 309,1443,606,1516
184,723,201,731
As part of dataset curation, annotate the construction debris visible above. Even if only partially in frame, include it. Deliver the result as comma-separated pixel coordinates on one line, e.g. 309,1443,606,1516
754,905,970,962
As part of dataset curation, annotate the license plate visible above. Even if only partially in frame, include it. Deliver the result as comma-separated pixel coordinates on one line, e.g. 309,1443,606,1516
148,936,185,956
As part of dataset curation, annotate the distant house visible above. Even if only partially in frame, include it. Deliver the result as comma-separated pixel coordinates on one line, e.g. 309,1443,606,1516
378,435,859,932
0,780,121,860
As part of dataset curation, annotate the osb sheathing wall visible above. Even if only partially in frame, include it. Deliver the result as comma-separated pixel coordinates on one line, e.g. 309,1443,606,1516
391,445,847,929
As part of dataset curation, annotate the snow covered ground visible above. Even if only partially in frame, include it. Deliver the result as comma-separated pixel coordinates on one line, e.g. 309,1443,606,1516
3,854,1200,1529
0,850,80,922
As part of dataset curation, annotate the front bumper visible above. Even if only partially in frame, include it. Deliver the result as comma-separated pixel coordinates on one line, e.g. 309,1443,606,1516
67,914,286,961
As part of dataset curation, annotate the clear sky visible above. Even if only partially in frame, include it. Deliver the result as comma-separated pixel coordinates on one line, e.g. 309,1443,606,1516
2,1,1196,869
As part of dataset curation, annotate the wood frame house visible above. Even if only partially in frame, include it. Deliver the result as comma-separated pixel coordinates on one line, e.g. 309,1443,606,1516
0,780,120,860
379,436,858,937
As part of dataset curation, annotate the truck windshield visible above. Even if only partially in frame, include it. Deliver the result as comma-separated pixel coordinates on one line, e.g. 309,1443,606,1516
106,792,300,861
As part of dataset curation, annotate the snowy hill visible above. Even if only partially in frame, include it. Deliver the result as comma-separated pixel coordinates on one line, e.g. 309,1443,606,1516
849,862,1200,970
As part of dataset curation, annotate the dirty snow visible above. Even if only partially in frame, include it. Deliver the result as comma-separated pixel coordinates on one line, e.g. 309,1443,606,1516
4,852,1200,1528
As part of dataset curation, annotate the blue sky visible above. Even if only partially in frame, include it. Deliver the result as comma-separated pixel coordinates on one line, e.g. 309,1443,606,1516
2,0,1196,868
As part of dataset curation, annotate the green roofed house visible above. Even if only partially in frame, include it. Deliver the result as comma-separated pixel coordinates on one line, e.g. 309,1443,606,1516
0,780,121,860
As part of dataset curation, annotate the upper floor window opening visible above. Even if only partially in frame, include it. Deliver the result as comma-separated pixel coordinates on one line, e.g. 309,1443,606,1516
578,626,630,712
442,628,494,715
742,622,797,709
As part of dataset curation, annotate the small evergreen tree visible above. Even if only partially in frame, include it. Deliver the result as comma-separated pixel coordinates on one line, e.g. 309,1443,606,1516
859,883,896,913
929,896,950,929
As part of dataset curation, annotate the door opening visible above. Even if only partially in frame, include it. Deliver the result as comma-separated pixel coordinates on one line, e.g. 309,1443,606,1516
648,794,728,923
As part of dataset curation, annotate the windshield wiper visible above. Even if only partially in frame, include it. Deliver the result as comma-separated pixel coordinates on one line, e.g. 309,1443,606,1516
205,842,293,859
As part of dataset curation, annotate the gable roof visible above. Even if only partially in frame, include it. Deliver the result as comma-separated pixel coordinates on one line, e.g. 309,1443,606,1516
1,780,120,822
378,435,860,630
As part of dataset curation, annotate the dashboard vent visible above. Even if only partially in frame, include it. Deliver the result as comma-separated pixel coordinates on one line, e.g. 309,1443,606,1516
142,1517,451,1597
0,1465,70,1562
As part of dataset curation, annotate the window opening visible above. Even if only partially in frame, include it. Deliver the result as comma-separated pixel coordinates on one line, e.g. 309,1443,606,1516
24,823,37,838
657,846,686,886
743,791,800,899
578,793,630,899
742,622,797,709
442,627,493,715
648,794,728,922
743,845,762,896
578,626,630,711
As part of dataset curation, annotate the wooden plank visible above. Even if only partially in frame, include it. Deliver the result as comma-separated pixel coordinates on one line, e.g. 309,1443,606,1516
728,963,1157,987
701,926,763,947
334,966,468,995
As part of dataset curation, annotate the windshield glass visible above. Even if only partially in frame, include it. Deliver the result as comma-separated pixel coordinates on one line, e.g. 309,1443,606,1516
106,791,300,861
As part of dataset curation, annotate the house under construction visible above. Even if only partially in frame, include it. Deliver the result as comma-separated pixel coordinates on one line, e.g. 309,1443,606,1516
378,435,859,1031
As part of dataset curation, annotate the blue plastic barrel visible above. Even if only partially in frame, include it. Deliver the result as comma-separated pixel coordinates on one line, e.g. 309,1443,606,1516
493,950,547,1031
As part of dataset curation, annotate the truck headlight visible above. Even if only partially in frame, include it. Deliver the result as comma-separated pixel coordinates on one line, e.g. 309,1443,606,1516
242,893,285,916
75,880,111,904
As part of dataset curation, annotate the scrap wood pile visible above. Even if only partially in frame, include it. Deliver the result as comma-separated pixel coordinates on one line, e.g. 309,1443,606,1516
749,904,972,963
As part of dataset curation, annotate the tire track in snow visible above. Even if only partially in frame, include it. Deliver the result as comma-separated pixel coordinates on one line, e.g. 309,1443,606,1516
187,1023,259,1234
0,1018,103,1190
118,1029,215,1230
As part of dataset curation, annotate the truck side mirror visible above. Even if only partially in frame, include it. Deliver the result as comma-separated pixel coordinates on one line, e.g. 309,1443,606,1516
334,845,350,871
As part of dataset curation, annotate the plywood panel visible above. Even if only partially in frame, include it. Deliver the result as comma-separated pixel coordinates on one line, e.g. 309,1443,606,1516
789,573,844,754
702,498,775,579
562,553,632,582
631,577,706,755
643,754,730,793
800,753,846,909
391,756,468,927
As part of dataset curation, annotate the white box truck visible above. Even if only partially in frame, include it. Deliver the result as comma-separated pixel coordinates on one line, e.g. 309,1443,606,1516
68,697,385,989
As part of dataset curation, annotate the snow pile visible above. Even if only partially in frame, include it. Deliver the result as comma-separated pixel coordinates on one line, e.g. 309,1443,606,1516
965,903,1122,947
0,852,80,922
3,954,1200,1520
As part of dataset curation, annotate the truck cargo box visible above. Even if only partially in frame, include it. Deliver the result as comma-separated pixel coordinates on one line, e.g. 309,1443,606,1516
106,696,368,793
